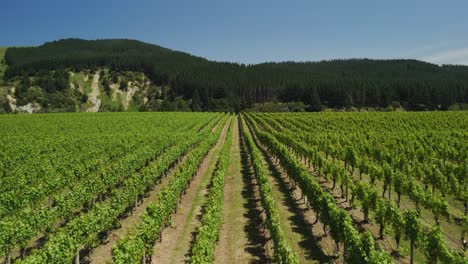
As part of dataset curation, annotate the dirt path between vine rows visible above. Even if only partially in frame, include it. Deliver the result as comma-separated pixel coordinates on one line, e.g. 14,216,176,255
151,117,231,264
214,117,269,264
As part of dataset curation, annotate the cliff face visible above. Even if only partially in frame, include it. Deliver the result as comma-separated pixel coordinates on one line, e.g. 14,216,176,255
1,69,153,113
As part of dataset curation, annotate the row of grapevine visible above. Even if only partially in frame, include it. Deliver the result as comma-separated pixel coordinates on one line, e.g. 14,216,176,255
259,112,464,236
5,114,223,264
241,116,299,264
111,115,229,264
257,113,466,244
248,113,467,264
0,113,215,218
0,113,222,262
1,135,177,260
189,117,234,263
244,114,393,264
15,137,201,263
274,112,467,218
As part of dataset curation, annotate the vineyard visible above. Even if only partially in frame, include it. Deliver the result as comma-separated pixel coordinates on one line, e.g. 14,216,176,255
0,112,467,264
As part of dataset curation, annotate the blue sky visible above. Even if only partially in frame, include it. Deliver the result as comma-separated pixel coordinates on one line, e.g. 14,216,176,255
2,0,468,65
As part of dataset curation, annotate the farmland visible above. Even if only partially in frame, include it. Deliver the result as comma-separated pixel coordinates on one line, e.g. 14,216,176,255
0,112,467,264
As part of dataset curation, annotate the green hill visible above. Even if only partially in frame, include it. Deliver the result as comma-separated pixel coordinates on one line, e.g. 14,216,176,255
2,38,468,113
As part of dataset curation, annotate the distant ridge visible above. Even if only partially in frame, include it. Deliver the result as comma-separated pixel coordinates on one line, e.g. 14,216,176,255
1,38,467,112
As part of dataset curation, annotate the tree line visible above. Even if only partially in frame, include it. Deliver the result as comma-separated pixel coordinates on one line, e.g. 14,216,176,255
4,38,468,111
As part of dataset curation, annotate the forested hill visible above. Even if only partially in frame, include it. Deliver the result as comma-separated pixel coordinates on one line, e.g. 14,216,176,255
2,38,468,113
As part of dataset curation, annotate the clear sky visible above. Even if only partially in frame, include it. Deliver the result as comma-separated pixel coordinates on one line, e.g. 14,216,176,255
2,0,468,65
